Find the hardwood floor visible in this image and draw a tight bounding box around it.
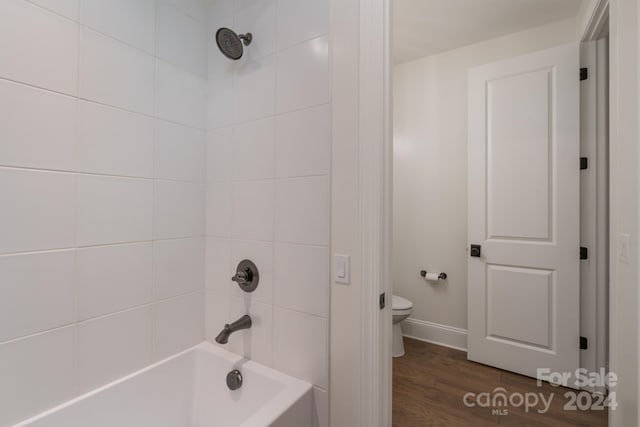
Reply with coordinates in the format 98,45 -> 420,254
393,338 -> 608,427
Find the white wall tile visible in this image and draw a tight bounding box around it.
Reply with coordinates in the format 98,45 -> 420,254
0,251 -> 75,342
234,0 -> 264,11
276,104 -> 330,178
79,29 -> 154,114
157,3 -> 207,77
274,243 -> 328,317
76,243 -> 153,321
0,0 -> 78,94
233,54 -> 275,123
275,176 -> 329,246
207,127 -> 233,182
201,0 -> 332,405
198,0 -> 332,402
231,239 -> 273,304
155,60 -> 207,129
0,169 -> 75,254
155,120 -> 206,182
233,118 -> 275,180
160,0 -> 208,22
0,327 -> 75,427
28,0 -> 79,21
205,289 -> 231,344
206,72 -> 234,129
77,175 -> 153,246
205,237 -> 232,292
155,181 -> 206,239
0,1 -> 226,421
80,0 -> 155,53
276,36 -> 329,114
273,308 -> 328,389
206,182 -> 232,237
234,0 -> 276,59
232,180 -> 274,241
276,0 -> 328,50
153,238 -> 205,300
227,296 -> 273,366
0,80 -> 77,171
78,101 -> 154,178
154,292 -> 204,359
77,307 -> 152,393
208,0 -> 234,24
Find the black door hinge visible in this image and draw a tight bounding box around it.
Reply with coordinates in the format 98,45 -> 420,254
580,68 -> 588,81
580,247 -> 589,260
580,157 -> 588,170
580,336 -> 588,350
379,292 -> 386,310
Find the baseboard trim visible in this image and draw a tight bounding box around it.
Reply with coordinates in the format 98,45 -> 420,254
401,318 -> 468,352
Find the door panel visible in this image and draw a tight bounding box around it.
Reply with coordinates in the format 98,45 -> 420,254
487,69 -> 552,241
467,43 -> 580,384
486,265 -> 553,349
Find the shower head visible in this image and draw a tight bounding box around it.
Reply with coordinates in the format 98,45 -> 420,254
216,27 -> 252,60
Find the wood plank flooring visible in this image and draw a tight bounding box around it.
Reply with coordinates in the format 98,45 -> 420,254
393,338 -> 608,426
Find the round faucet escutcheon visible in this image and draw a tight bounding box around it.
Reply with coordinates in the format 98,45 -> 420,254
232,259 -> 259,293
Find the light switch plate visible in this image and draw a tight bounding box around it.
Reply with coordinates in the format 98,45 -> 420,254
334,254 -> 350,284
619,233 -> 631,264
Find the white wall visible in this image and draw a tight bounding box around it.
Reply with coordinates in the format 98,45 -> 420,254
329,0 -> 362,425
204,1 -> 330,426
392,18 -> 579,346
0,1 -> 208,425
608,0 -> 639,424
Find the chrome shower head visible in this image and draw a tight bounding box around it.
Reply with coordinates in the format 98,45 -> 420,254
216,27 -> 252,60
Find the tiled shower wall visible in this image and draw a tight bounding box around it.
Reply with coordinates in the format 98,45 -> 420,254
0,0 -> 330,425
204,0 -> 330,425
0,1 -> 208,425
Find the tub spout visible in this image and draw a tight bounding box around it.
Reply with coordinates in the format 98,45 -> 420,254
215,315 -> 252,344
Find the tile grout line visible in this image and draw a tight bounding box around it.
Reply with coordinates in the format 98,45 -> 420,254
0,75 -> 207,133
0,165 -> 208,185
151,0 -> 160,362
71,0 -> 83,396
202,0 -> 212,345
0,236 -> 207,259
206,99 -> 331,131
0,289 -> 205,347
271,0 -> 280,368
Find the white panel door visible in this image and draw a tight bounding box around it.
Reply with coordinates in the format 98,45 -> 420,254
467,43 -> 580,383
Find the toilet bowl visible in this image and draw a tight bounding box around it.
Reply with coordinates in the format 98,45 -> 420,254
392,295 -> 413,357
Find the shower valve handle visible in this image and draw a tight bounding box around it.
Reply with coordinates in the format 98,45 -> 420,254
231,269 -> 251,284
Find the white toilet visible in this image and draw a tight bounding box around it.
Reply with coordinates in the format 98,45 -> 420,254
392,295 -> 413,357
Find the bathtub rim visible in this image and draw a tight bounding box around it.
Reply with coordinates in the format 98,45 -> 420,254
12,341 -> 313,427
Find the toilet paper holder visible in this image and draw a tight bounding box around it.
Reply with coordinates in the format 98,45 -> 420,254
420,270 -> 447,280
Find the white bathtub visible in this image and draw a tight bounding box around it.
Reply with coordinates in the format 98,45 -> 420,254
14,342 -> 313,427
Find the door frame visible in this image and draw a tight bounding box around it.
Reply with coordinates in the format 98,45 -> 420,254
580,38 -> 610,393
579,0 -> 611,393
354,0 -> 640,426
358,0 -> 393,426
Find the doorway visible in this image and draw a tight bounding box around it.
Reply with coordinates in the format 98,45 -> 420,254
390,1 -> 610,425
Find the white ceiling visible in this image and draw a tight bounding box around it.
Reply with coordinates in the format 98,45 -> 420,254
393,0 -> 583,64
